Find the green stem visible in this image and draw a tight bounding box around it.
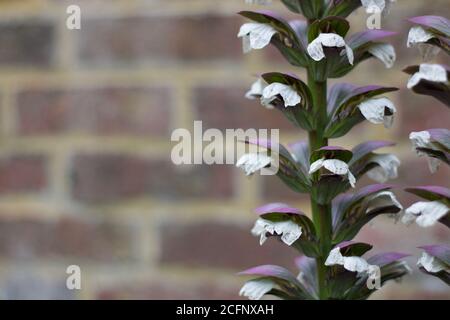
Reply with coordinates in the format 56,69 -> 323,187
307,69 -> 332,300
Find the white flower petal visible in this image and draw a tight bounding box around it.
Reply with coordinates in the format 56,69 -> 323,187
323,159 -> 349,175
417,252 -> 449,273
309,158 -> 356,188
307,33 -> 353,65
262,83 -> 301,107
236,153 -> 272,176
308,158 -> 325,174
245,0 -> 272,4
406,25 -> 440,60
407,26 -> 434,48
325,247 -> 378,276
251,218 -> 302,246
238,23 -> 277,53
402,201 -> 449,227
239,279 -> 274,300
366,153 -> 400,183
325,247 -> 345,266
407,63 -> 448,89
409,130 -> 431,151
245,78 -> 266,100
368,43 -> 396,68
343,256 -> 371,273
358,97 -> 396,128
366,190 -> 403,212
361,0 -> 386,13
409,130 -> 442,173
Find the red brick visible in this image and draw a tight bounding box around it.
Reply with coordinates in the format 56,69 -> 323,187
397,88 -> 450,136
17,87 -> 171,136
159,221 -> 298,270
97,282 -> 240,300
261,175 -> 309,202
0,217 -> 133,261
0,22 -> 54,67
0,155 -> 46,194
395,156 -> 450,205
194,87 -> 297,131
78,16 -> 241,64
72,154 -> 234,203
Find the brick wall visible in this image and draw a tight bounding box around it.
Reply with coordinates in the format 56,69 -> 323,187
0,0 -> 448,299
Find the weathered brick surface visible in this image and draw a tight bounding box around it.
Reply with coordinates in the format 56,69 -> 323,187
17,87 -> 172,136
0,217 -> 133,261
78,16 -> 242,65
72,154 -> 234,203
0,155 -> 47,194
97,282 -> 240,300
0,22 -> 54,67
0,0 -> 448,300
159,221 -> 298,270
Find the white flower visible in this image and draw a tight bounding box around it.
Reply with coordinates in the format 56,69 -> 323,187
366,190 -> 403,212
417,252 -> 449,273
239,279 -> 274,300
361,0 -> 385,13
368,43 -> 396,68
407,26 -> 440,60
325,247 -> 378,278
238,23 -> 277,53
236,153 -> 272,176
262,83 -> 301,107
307,33 -> 354,65
245,78 -> 275,109
366,153 -> 400,183
409,130 -> 442,173
309,158 -> 356,188
402,201 -> 449,227
407,63 -> 448,89
357,97 -> 396,128
251,218 -> 302,246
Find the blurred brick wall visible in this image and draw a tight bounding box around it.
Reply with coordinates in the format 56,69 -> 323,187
0,0 -> 448,299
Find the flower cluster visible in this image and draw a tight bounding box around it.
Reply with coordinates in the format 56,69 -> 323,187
234,0 -> 419,300
403,15 -> 450,285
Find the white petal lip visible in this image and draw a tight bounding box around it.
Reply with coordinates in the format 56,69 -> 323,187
366,153 -> 400,183
239,279 -> 274,300
309,158 -> 356,188
251,218 -> 302,246
402,201 -> 449,227
366,190 -> 403,212
262,83 -> 301,107
236,153 -> 272,176
409,130 -> 431,150
407,26 -> 434,48
368,43 -> 396,68
357,97 -> 396,128
238,23 -> 277,53
409,130 -> 442,173
407,63 -> 448,89
245,78 -> 266,100
325,247 -> 378,276
417,252 -> 449,273
307,33 -> 354,65
361,0 -> 386,13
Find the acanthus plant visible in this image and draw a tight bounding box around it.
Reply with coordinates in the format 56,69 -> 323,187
403,15 -> 450,285
233,0 -> 448,300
